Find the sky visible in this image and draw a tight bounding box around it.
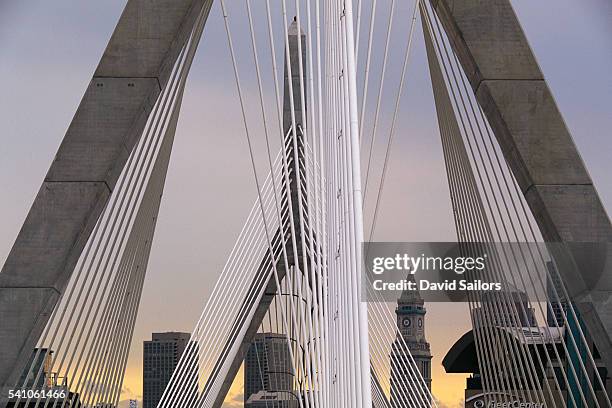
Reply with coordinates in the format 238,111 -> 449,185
1,1 -> 611,408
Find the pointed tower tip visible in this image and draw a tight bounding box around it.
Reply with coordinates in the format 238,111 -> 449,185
288,16 -> 305,36
398,274 -> 424,305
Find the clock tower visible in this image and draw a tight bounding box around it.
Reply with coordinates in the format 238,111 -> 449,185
390,278 -> 432,407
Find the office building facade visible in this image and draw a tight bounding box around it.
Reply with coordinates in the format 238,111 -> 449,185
244,333 -> 294,408
143,332 -> 193,408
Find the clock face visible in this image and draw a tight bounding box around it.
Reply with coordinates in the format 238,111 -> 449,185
402,318 -> 411,327
418,318 -> 423,328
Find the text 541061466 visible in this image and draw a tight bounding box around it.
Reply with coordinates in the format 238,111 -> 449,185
7,389 -> 67,399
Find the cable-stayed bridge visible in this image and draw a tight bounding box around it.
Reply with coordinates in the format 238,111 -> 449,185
0,1 -> 611,408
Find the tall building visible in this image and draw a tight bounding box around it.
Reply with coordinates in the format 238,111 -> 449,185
18,348 -> 54,388
390,281 -> 432,407
143,332 -> 195,408
244,333 -> 294,408
546,261 -> 568,327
